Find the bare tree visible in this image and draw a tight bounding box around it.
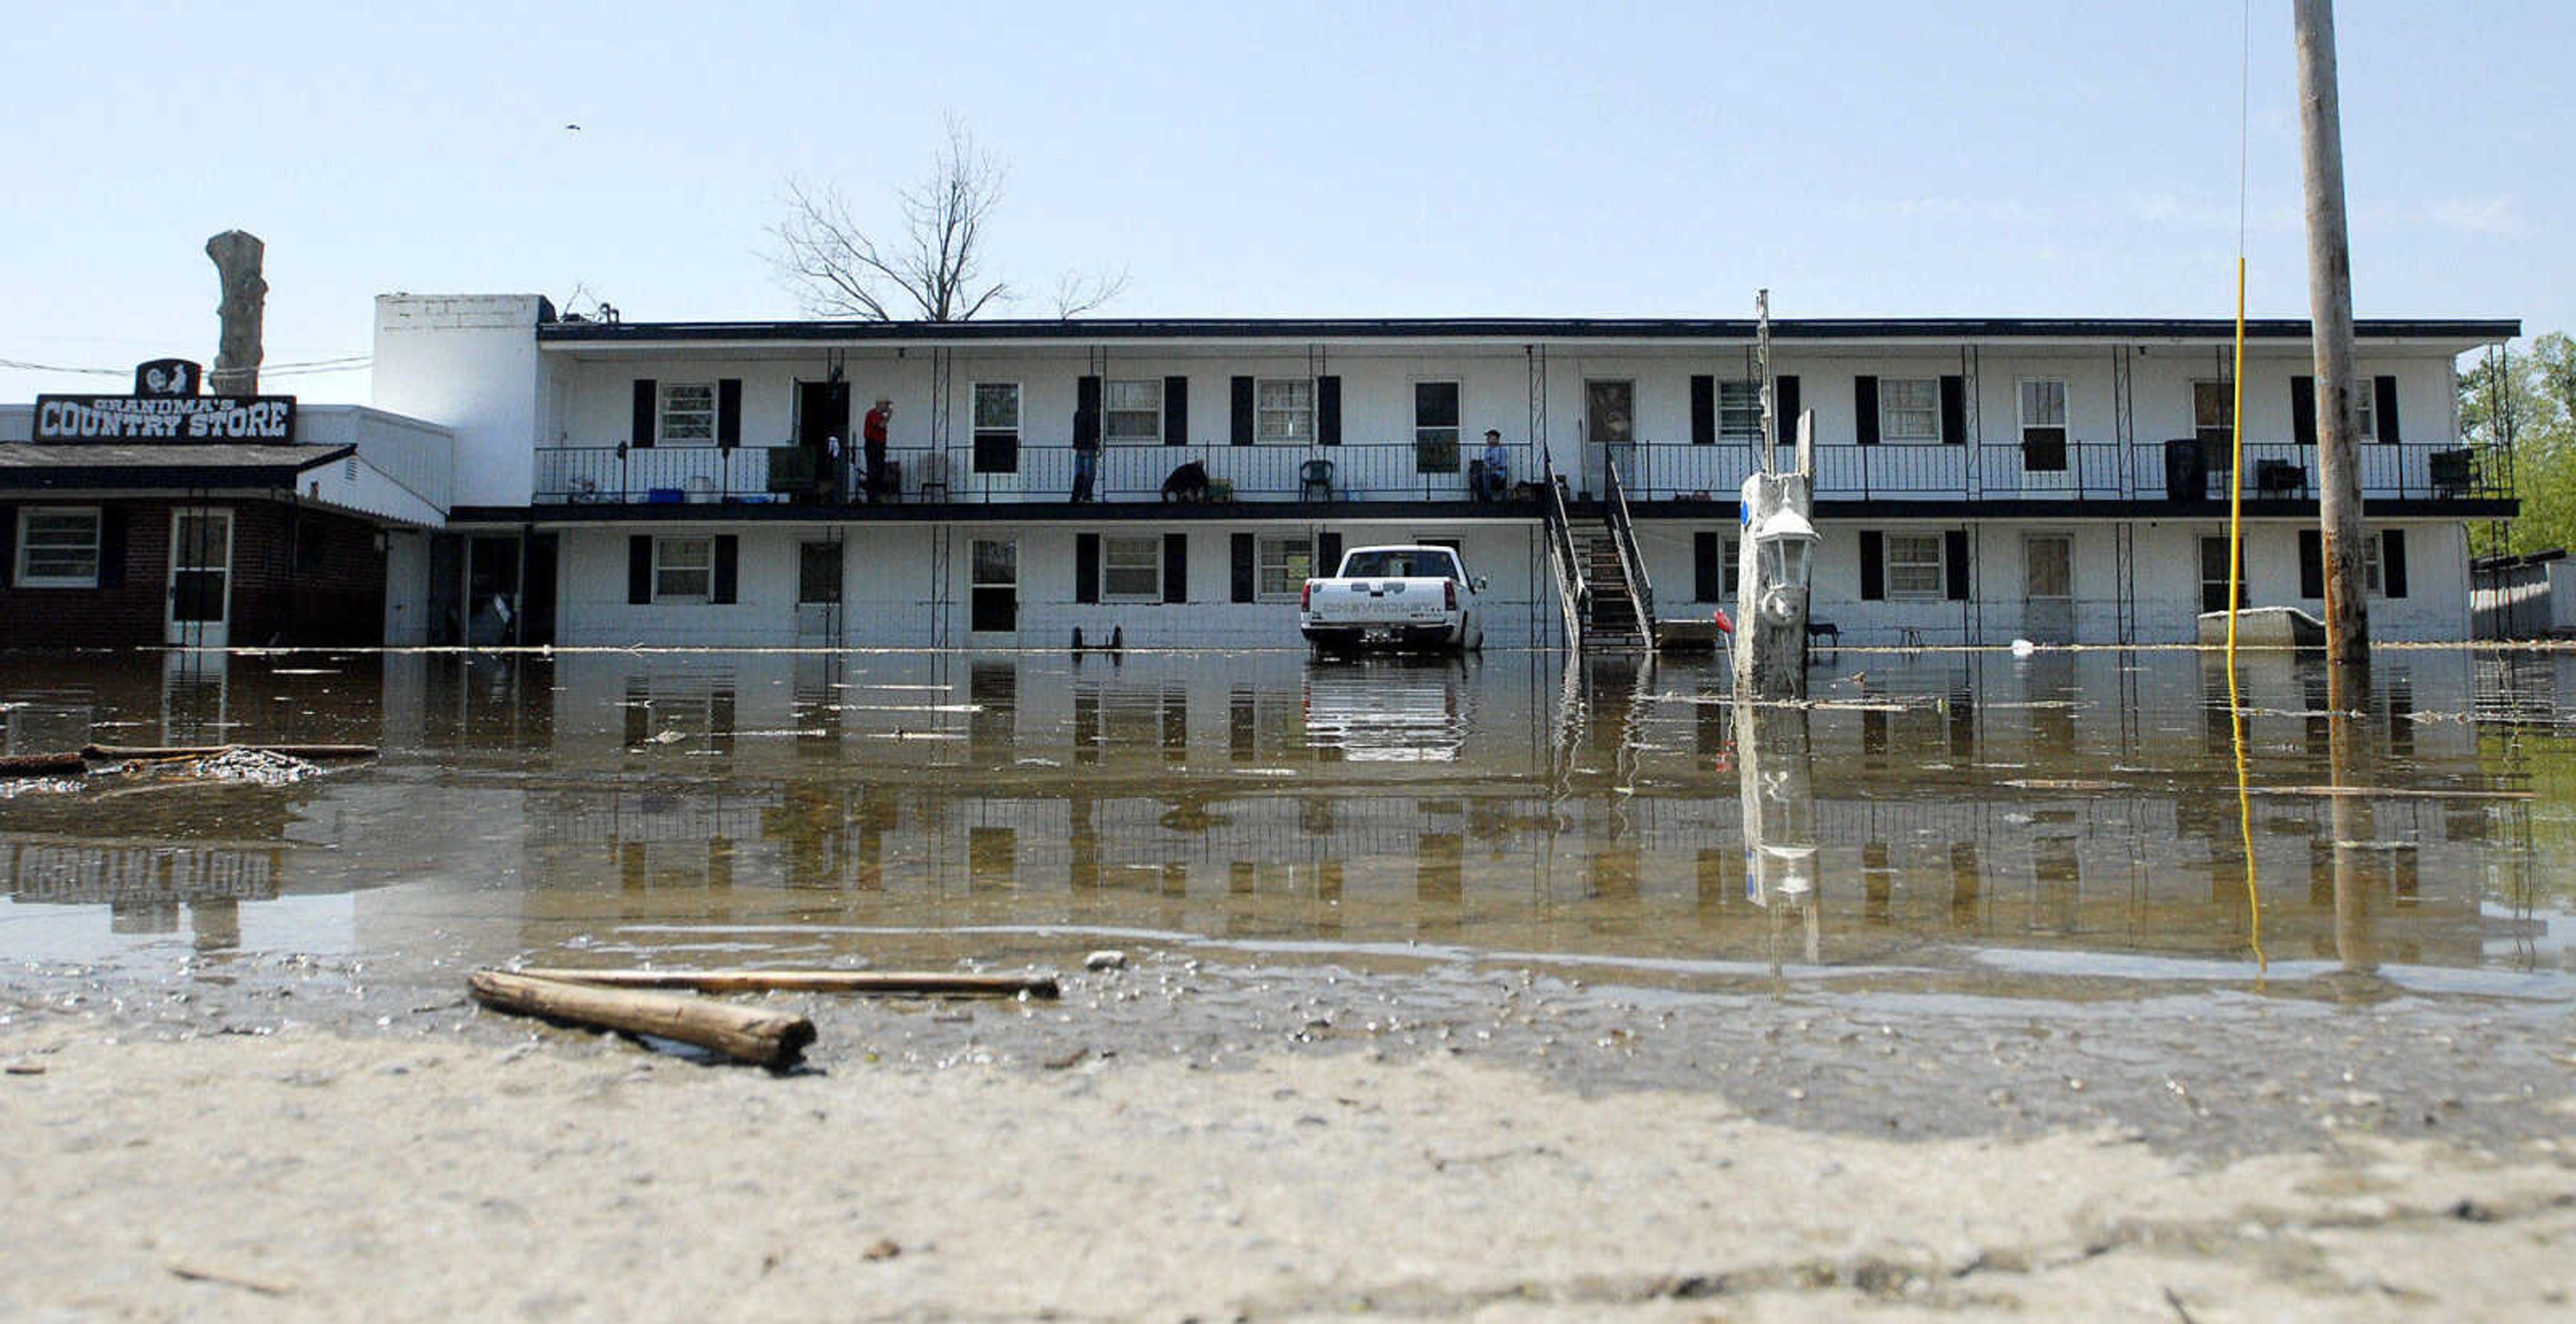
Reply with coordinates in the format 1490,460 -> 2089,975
769,119 -> 1127,321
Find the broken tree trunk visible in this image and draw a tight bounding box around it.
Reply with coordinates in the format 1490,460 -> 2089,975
206,230 -> 267,396
513,967 -> 1061,999
0,752 -> 88,778
81,736 -> 376,757
468,969 -> 816,1067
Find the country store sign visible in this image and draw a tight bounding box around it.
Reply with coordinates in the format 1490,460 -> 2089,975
34,393 -> 297,442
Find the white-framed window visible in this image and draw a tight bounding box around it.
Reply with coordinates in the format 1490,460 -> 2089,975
1102,536 -> 1161,600
1106,379 -> 1161,444
2362,536 -> 2384,595
1257,536 -> 1313,601
1879,378 -> 1939,442
2019,378 -> 2069,471
1414,380 -> 1460,471
1718,380 -> 1763,443
2018,380 -> 2068,445
1885,533 -> 1945,600
2356,387 -> 2377,440
2199,536 -> 2236,613
659,383 -> 716,445
973,382 -> 1020,436
2192,380 -> 2233,446
654,536 -> 712,603
14,507 -> 101,588
1256,378 -> 1314,445
973,382 -> 1021,474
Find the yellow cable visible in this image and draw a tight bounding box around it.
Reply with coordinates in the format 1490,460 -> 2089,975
2227,262 -> 2265,977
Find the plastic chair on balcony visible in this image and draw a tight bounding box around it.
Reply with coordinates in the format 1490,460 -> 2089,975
1299,458 -> 1335,501
916,452 -> 952,503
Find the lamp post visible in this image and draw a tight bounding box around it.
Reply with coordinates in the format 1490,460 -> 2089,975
1733,463 -> 1819,699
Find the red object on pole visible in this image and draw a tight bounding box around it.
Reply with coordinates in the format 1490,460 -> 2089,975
1711,607 -> 1733,634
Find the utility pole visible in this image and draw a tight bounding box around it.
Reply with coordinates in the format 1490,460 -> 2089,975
1735,291 -> 1820,699
2294,0 -> 2369,668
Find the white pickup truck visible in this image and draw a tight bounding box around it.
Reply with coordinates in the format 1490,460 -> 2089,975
1300,544 -> 1486,655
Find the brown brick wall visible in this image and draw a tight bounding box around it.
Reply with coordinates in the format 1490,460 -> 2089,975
0,499 -> 386,648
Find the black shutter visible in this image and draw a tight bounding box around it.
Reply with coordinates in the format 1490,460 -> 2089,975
712,535 -> 739,604
629,535 -> 653,603
716,379 -> 742,450
97,509 -> 127,589
1693,530 -> 1719,601
2292,376 -> 2316,446
1164,374 -> 1189,446
1230,376 -> 1255,446
1939,375 -> 1966,446
2298,529 -> 2323,599
0,506 -> 13,587
1318,530 -> 1342,578
1776,375 -> 1801,448
1944,529 -> 1970,601
1855,376 -> 1880,446
1723,538 -> 1740,595
1231,533 -> 1256,603
2382,529 -> 2408,599
1318,375 -> 1342,446
633,379 -> 657,448
1859,529 -> 1884,600
1689,375 -> 1715,446
1163,533 -> 1188,603
2374,375 -> 2401,445
1075,533 -> 1099,603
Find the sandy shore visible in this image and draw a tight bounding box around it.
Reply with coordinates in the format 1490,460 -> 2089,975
5,980 -> 2573,1322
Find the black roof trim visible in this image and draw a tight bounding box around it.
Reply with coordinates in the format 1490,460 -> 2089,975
0,445 -> 354,493
539,315 -> 2522,346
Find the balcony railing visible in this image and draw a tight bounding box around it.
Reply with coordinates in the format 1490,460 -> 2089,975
1618,438 -> 2507,505
533,441 -> 1538,507
529,438 -> 2508,509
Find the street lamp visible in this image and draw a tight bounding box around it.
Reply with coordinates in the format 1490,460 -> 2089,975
1750,505 -> 1819,625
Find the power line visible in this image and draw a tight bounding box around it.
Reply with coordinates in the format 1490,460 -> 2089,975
0,354 -> 372,378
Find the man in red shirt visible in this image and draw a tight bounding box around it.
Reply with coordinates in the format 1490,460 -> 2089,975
862,397 -> 892,502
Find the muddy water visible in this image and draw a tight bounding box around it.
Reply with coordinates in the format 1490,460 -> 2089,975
4,645 -> 2569,1004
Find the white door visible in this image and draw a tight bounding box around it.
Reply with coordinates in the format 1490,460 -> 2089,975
1584,379 -> 1635,501
795,540 -> 843,642
2023,533 -> 2074,644
166,508 -> 233,648
969,538 -> 1018,637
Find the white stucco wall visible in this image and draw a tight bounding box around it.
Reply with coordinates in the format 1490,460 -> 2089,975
372,295 -> 546,509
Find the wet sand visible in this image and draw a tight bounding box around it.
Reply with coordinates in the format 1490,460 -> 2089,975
5,954 -> 2572,1321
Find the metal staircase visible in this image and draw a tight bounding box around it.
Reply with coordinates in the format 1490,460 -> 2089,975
1539,451 -> 1657,654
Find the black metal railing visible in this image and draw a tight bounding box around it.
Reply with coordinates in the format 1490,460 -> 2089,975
1602,450 -> 1656,631
1538,452 -> 1588,648
530,438 -> 2511,509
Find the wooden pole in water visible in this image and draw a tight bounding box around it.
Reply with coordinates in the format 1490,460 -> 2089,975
468,969 -> 816,1067
2294,0 -> 2370,668
512,968 -> 1061,999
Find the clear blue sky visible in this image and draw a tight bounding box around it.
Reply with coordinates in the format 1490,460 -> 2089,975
5,1 -> 2565,405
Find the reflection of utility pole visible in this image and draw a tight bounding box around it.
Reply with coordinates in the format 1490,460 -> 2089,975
1737,698 -> 1819,977
2295,0 -> 2369,668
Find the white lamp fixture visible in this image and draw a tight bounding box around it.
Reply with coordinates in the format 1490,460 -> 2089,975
1750,506 -> 1820,623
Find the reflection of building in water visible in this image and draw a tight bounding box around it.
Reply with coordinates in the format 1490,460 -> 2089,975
459,647 -> 2553,970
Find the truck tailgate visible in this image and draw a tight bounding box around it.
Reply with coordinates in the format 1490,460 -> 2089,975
1315,580 -> 1448,625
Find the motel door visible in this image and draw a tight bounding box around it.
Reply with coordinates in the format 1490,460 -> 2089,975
969,538 -> 1017,635
166,509 -> 233,648
2023,533 -> 2074,644
1582,379 -> 1634,501
796,540 -> 844,642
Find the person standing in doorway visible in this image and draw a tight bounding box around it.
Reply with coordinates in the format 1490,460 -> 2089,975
862,397 -> 892,503
1071,393 -> 1102,502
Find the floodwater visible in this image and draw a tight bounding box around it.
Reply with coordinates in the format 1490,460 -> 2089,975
4,643 -> 2571,1009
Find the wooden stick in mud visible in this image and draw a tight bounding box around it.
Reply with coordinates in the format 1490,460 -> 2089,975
82,742 -> 378,761
513,967 -> 1062,999
0,752 -> 87,778
468,969 -> 816,1067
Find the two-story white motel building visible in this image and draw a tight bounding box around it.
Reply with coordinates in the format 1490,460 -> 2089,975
365,294 -> 2515,651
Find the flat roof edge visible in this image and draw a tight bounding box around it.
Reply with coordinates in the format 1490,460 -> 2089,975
537,315 -> 2522,346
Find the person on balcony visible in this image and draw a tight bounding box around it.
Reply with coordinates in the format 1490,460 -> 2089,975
1071,395 -> 1101,503
862,398 -> 892,502
1479,428 -> 1509,501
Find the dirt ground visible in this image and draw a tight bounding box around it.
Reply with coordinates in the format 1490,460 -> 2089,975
3,954 -> 2573,1321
